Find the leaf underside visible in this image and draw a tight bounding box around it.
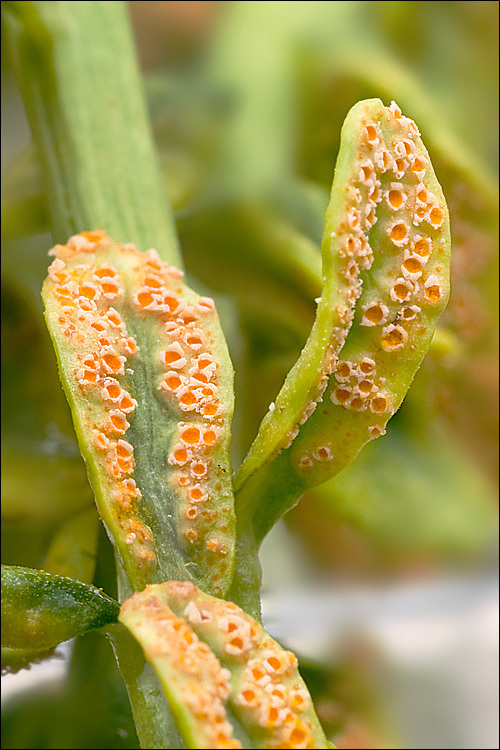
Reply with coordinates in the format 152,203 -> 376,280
119,580 -> 330,749
41,231 -> 236,596
235,98 -> 451,542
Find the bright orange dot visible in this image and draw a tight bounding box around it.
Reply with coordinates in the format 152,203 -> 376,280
189,487 -> 204,501
80,230 -> 106,242
203,403 -> 219,417
93,432 -> 108,451
191,462 -> 207,477
425,284 -> 442,302
429,207 -> 444,227
180,391 -> 198,407
181,426 -> 201,444
79,284 -> 98,300
101,281 -> 120,296
360,165 -> 372,182
143,276 -> 162,289
252,666 -> 265,681
81,368 -> 97,383
117,456 -> 133,473
137,291 -> 154,308
122,336 -> 138,355
394,157 -> 406,173
381,326 -> 406,350
53,286 -> 73,300
94,266 -> 117,279
403,257 -> 423,274
116,441 -> 133,458
289,726 -> 308,745
173,448 -> 188,463
267,707 -> 279,727
163,350 -> 183,365
163,375 -> 183,391
105,382 -> 121,399
203,429 -> 217,446
110,412 -> 128,433
393,282 -> 411,301
390,223 -> 407,242
412,156 -> 426,173
102,352 -> 123,373
413,238 -> 431,256
186,335 -> 203,348
163,295 -> 180,312
107,310 -> 123,327
196,356 -> 213,370
388,189 -> 404,209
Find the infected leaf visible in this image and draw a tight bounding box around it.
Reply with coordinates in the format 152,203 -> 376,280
235,99 -> 450,538
119,580 -> 330,749
42,231 -> 236,595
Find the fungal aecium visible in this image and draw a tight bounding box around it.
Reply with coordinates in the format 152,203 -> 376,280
291,99 -> 450,485
233,99 -> 450,558
42,231 -> 236,595
119,581 -> 329,749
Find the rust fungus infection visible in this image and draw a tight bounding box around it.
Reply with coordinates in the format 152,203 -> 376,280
140,581 -> 329,749
43,231 -> 235,593
293,99 -> 450,472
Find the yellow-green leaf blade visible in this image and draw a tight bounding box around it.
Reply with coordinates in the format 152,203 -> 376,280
42,232 -> 236,595
119,581 -> 330,749
235,99 -> 450,533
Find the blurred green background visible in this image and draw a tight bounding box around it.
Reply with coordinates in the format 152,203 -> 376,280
2,2 -> 498,748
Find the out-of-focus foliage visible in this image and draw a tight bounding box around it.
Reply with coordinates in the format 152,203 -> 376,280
1,2 -> 498,749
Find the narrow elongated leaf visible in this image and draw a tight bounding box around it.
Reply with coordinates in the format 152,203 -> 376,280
1,565 -> 119,663
41,231 -> 236,595
235,99 -> 450,533
119,581 -> 330,749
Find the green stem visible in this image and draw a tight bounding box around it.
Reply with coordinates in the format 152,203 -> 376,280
4,0 -> 180,265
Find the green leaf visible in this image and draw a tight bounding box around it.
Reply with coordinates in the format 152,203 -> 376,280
1,565 -> 119,659
119,580 -> 330,749
236,98 -> 450,516
42,232 -> 236,596
229,99 -> 450,615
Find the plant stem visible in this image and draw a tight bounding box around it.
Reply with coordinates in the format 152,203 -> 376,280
4,0 -> 180,266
